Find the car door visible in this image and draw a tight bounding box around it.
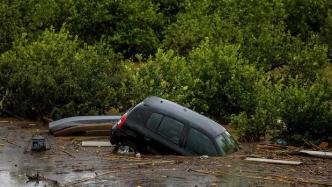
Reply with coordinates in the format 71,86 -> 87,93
184,128 -> 218,156
145,113 -> 188,155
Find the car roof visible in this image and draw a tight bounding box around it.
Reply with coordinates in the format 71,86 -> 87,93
143,96 -> 226,137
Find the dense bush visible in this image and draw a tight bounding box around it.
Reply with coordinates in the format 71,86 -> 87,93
279,79 -> 332,143
0,0 -> 69,53
65,0 -> 164,59
230,78 -> 332,143
0,0 -> 331,144
285,0 -> 332,58
128,49 -> 193,107
0,29 -> 124,119
129,40 -> 278,125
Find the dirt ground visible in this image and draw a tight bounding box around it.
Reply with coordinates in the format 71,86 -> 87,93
0,118 -> 331,187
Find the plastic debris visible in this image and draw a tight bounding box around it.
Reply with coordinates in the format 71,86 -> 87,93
200,155 -> 209,160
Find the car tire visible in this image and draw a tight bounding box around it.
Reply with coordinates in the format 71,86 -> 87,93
113,141 -> 138,155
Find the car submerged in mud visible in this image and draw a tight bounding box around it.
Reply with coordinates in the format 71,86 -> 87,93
110,96 -> 239,156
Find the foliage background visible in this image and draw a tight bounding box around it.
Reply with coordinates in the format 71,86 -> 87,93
0,0 -> 331,144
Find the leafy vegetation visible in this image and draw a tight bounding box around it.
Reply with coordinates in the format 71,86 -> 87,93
0,0 -> 331,144
0,29 -> 124,119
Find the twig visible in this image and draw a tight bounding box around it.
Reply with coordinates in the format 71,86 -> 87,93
0,137 -> 20,147
303,139 -> 321,150
60,150 -> 75,158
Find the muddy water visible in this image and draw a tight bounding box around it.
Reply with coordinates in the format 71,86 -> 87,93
0,141 -> 286,187
1,120 -> 329,187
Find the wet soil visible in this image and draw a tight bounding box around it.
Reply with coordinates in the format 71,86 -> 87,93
0,118 -> 331,187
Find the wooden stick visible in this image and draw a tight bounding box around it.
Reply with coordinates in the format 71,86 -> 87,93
244,157 -> 302,165
299,150 -> 332,159
81,141 -> 112,147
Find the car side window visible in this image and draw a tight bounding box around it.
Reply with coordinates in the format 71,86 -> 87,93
146,113 -> 163,130
185,128 -> 217,155
158,117 -> 184,144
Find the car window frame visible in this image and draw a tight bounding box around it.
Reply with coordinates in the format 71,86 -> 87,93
183,126 -> 219,155
145,112 -> 164,131
156,115 -> 186,145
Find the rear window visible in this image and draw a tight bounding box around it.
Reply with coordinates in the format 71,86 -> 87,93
215,131 -> 239,155
185,128 -> 217,155
158,117 -> 184,144
147,113 -> 163,130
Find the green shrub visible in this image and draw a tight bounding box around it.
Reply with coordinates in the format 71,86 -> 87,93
128,49 -> 193,106
231,77 -> 332,143
279,79 -> 332,143
186,40 -> 272,121
0,0 -> 70,53
65,0 -> 164,59
0,28 -> 124,119
230,80 -> 283,141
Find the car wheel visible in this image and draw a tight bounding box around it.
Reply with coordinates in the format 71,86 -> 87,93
114,141 -> 137,155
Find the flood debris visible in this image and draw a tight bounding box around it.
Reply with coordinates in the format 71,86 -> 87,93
256,143 -> 297,150
199,155 -> 209,160
135,153 -> 141,158
188,168 -> 332,186
25,135 -> 50,152
0,137 -> 20,147
81,141 -> 112,147
59,149 -> 76,158
49,116 -> 120,136
26,171 -> 59,187
52,124 -> 114,136
244,157 -> 303,165
26,171 -> 43,182
31,136 -> 48,151
318,142 -> 329,149
299,150 -> 332,159
276,138 -> 287,145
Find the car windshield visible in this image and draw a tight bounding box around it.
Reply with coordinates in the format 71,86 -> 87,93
215,131 -> 239,155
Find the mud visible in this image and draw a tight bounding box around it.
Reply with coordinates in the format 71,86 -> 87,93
0,118 -> 331,187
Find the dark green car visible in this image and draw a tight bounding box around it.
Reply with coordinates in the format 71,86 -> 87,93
111,96 -> 239,156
